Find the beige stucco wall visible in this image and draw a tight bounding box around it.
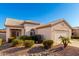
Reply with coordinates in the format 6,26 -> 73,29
6,24 -> 39,42
51,22 -> 71,44
36,22 -> 71,42
36,27 -> 51,40
6,27 -> 24,42
5,21 -> 71,43
24,24 -> 39,36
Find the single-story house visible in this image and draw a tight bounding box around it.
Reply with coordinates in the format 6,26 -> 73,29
0,18 -> 72,43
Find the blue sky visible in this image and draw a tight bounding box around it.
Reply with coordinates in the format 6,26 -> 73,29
0,3 -> 79,29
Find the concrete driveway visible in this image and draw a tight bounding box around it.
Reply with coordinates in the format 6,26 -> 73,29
69,39 -> 79,47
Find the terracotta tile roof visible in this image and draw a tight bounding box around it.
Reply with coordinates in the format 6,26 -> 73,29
32,24 -> 51,29
49,19 -> 72,29
5,18 -> 40,27
33,19 -> 72,29
5,18 -> 24,27
48,18 -> 65,24
24,20 -> 40,25
0,29 -> 6,33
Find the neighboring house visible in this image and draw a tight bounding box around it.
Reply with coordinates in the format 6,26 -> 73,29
72,27 -> 79,37
0,18 -> 72,42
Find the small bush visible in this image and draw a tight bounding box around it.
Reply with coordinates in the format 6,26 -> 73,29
11,39 -> 24,47
8,37 -> 15,43
18,36 -> 32,41
24,40 -> 34,48
0,38 -> 3,46
43,40 -> 54,49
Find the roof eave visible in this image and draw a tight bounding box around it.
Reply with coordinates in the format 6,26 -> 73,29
5,25 -> 24,28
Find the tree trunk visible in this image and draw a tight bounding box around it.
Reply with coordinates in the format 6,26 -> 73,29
64,43 -> 67,48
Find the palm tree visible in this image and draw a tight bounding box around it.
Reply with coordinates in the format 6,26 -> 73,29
60,36 -> 71,48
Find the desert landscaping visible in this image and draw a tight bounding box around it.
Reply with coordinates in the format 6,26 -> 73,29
0,37 -> 79,56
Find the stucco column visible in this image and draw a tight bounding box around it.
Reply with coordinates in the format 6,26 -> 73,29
6,28 -> 11,42
69,30 -> 71,39
21,29 -> 24,36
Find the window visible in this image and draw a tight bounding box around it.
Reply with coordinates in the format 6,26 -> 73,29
11,29 -> 21,38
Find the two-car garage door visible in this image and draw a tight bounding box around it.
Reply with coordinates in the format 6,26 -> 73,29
55,30 -> 69,40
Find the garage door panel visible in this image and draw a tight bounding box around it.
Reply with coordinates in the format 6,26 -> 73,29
55,30 -> 69,40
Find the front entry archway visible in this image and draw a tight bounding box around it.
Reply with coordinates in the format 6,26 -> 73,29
10,29 -> 21,38
30,29 -> 35,36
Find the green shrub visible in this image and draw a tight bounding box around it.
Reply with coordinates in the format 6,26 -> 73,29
31,35 -> 43,43
18,36 -> 32,41
60,37 -> 71,48
43,40 -> 54,49
24,40 -> 34,48
0,38 -> 3,46
11,39 -> 24,47
8,37 -> 15,43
